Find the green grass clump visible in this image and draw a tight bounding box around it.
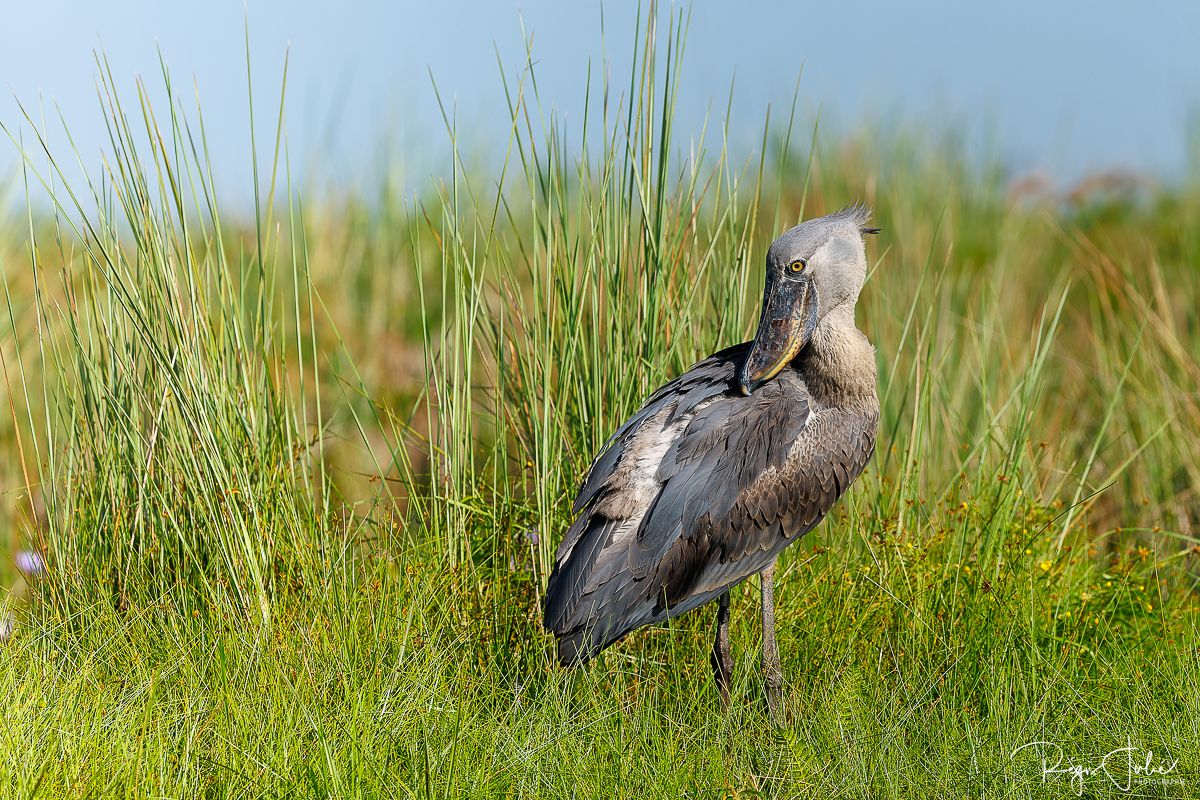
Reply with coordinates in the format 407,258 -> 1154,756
0,9 -> 1198,798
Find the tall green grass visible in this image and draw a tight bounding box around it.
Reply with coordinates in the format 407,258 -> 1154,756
2,53 -> 333,624
0,8 -> 1198,797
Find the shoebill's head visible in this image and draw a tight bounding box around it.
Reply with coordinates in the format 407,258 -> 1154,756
740,205 -> 878,396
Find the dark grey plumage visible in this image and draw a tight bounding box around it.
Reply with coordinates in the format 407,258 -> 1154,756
544,207 -> 881,710
545,343 -> 876,665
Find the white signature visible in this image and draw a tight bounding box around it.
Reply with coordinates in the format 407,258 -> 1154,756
1010,738 -> 1180,795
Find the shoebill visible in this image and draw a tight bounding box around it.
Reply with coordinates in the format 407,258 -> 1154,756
544,205 -> 880,716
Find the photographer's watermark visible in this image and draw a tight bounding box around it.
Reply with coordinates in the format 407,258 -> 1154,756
1010,737 -> 1182,796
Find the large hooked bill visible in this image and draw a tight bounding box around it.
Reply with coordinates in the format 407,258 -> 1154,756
739,276 -> 818,396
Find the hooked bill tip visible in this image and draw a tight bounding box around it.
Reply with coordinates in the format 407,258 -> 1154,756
739,376 -> 762,396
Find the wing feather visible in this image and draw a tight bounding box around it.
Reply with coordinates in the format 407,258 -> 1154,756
570,344 -> 745,515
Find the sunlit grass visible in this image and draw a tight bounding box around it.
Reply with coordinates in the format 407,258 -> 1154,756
0,7 -> 1197,797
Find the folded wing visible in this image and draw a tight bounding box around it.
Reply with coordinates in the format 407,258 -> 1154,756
544,343 -> 875,665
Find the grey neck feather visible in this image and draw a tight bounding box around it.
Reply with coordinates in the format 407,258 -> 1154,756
797,303 -> 877,409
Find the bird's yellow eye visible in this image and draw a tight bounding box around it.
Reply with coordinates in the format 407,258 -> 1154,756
788,259 -> 807,273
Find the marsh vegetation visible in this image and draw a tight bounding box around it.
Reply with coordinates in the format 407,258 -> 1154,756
0,12 -> 1198,797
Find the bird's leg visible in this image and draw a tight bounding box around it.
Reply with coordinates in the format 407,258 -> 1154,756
711,590 -> 733,706
761,558 -> 783,720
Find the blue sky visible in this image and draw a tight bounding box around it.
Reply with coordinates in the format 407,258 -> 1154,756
2,1 -> 1198,205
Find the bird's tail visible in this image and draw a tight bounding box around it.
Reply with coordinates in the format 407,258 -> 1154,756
544,515 -> 650,666
551,599 -> 647,667
554,625 -> 603,667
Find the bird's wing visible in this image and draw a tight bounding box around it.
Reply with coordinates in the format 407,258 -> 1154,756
643,395 -> 876,607
545,344 -> 748,639
570,342 -> 749,516
545,349 -> 877,665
